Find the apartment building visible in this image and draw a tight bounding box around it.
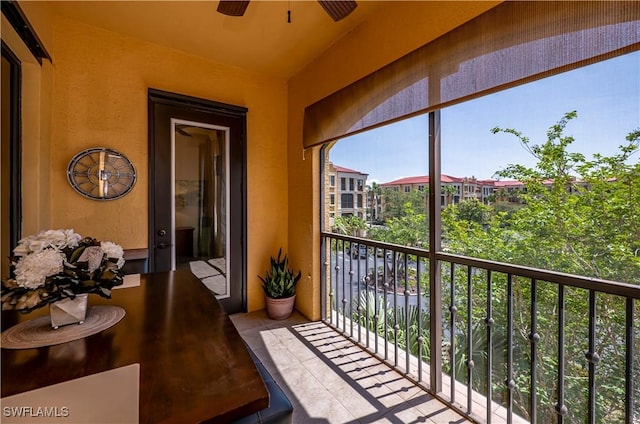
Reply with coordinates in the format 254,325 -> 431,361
492,179 -> 526,203
379,175 -> 594,208
325,163 -> 368,227
378,175 -> 548,209
478,179 -> 499,204
379,174 -> 476,208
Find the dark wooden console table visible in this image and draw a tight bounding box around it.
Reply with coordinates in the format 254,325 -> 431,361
1,269 -> 268,423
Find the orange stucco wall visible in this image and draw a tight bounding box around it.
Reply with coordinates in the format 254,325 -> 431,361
287,1 -> 501,320
12,1 -> 500,319
15,5 -> 289,313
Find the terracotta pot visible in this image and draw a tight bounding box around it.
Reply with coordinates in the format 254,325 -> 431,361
265,294 -> 296,320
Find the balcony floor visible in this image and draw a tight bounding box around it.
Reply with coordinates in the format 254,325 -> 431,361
230,310 -> 471,424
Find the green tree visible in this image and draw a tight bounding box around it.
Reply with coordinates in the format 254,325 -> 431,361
491,111 -> 640,283
452,199 -> 491,225
335,112 -> 640,422
367,181 -> 383,224
381,187 -> 428,221
370,202 -> 428,248
442,184 -> 457,207
441,112 -> 640,422
333,215 -> 367,236
493,114 -> 640,422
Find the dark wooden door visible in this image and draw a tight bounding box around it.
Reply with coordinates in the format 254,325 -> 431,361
148,89 -> 247,313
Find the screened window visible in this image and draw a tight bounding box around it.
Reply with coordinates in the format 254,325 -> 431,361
438,51 -> 639,282
341,193 -> 353,209
319,6 -> 639,423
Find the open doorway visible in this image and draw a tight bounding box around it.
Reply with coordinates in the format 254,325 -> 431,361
148,89 -> 247,313
174,121 -> 229,297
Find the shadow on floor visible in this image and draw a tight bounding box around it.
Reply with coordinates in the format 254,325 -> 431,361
230,311 -> 470,424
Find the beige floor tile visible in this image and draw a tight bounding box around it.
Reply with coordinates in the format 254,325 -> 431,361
326,379 -> 385,420
409,395 -> 470,424
283,338 -> 326,363
230,311 -> 472,424
275,361 -> 324,394
289,385 -> 357,423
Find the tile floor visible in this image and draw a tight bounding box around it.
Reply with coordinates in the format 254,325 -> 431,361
230,310 -> 471,424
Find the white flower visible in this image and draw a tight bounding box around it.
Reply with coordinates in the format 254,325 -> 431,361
38,229 -> 82,250
13,229 -> 82,256
62,229 -> 82,249
12,243 -> 31,257
101,241 -> 125,269
13,249 -> 65,289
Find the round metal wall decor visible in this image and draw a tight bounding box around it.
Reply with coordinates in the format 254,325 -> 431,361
67,147 -> 136,200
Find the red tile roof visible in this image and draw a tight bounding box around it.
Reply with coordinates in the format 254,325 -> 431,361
441,174 -> 464,183
494,180 -> 524,188
381,175 -> 429,186
333,165 -> 368,175
381,174 -> 467,186
477,179 -> 497,185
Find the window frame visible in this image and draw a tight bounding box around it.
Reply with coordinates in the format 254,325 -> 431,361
341,193 -> 354,209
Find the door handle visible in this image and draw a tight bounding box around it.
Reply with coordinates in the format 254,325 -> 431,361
156,242 -> 173,249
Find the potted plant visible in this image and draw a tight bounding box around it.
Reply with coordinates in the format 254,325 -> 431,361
259,248 -> 301,320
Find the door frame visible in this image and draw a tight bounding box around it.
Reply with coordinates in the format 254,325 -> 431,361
1,41 -> 22,251
147,88 -> 247,311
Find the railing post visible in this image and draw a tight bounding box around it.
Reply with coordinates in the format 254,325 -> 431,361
429,110 -> 442,393
556,284 -> 567,422
320,234 -> 327,321
626,298 -> 635,424
587,290 -> 597,424
529,279 -> 539,424
486,271 -> 494,424
320,147 -> 327,322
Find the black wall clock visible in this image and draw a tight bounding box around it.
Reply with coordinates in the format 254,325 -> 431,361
67,147 -> 136,200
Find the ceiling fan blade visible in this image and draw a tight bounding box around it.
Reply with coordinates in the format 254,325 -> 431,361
317,0 -> 358,22
217,0 -> 250,17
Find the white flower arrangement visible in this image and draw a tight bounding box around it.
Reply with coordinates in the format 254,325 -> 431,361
1,229 -> 125,312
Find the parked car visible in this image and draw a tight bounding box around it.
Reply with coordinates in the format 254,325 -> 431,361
351,244 -> 368,259
375,248 -> 393,260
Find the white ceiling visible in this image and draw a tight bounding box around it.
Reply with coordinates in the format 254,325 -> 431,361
44,0 -> 387,79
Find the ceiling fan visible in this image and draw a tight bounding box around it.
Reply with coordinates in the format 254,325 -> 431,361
216,0 -> 358,22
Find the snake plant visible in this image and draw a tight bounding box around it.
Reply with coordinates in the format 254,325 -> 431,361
259,248 -> 302,299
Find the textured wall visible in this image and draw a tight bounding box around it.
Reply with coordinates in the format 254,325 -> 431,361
19,11 -> 288,312
16,1 -> 500,318
1,3 -> 55,239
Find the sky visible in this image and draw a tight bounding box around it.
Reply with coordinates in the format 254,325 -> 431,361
329,51 -> 640,184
